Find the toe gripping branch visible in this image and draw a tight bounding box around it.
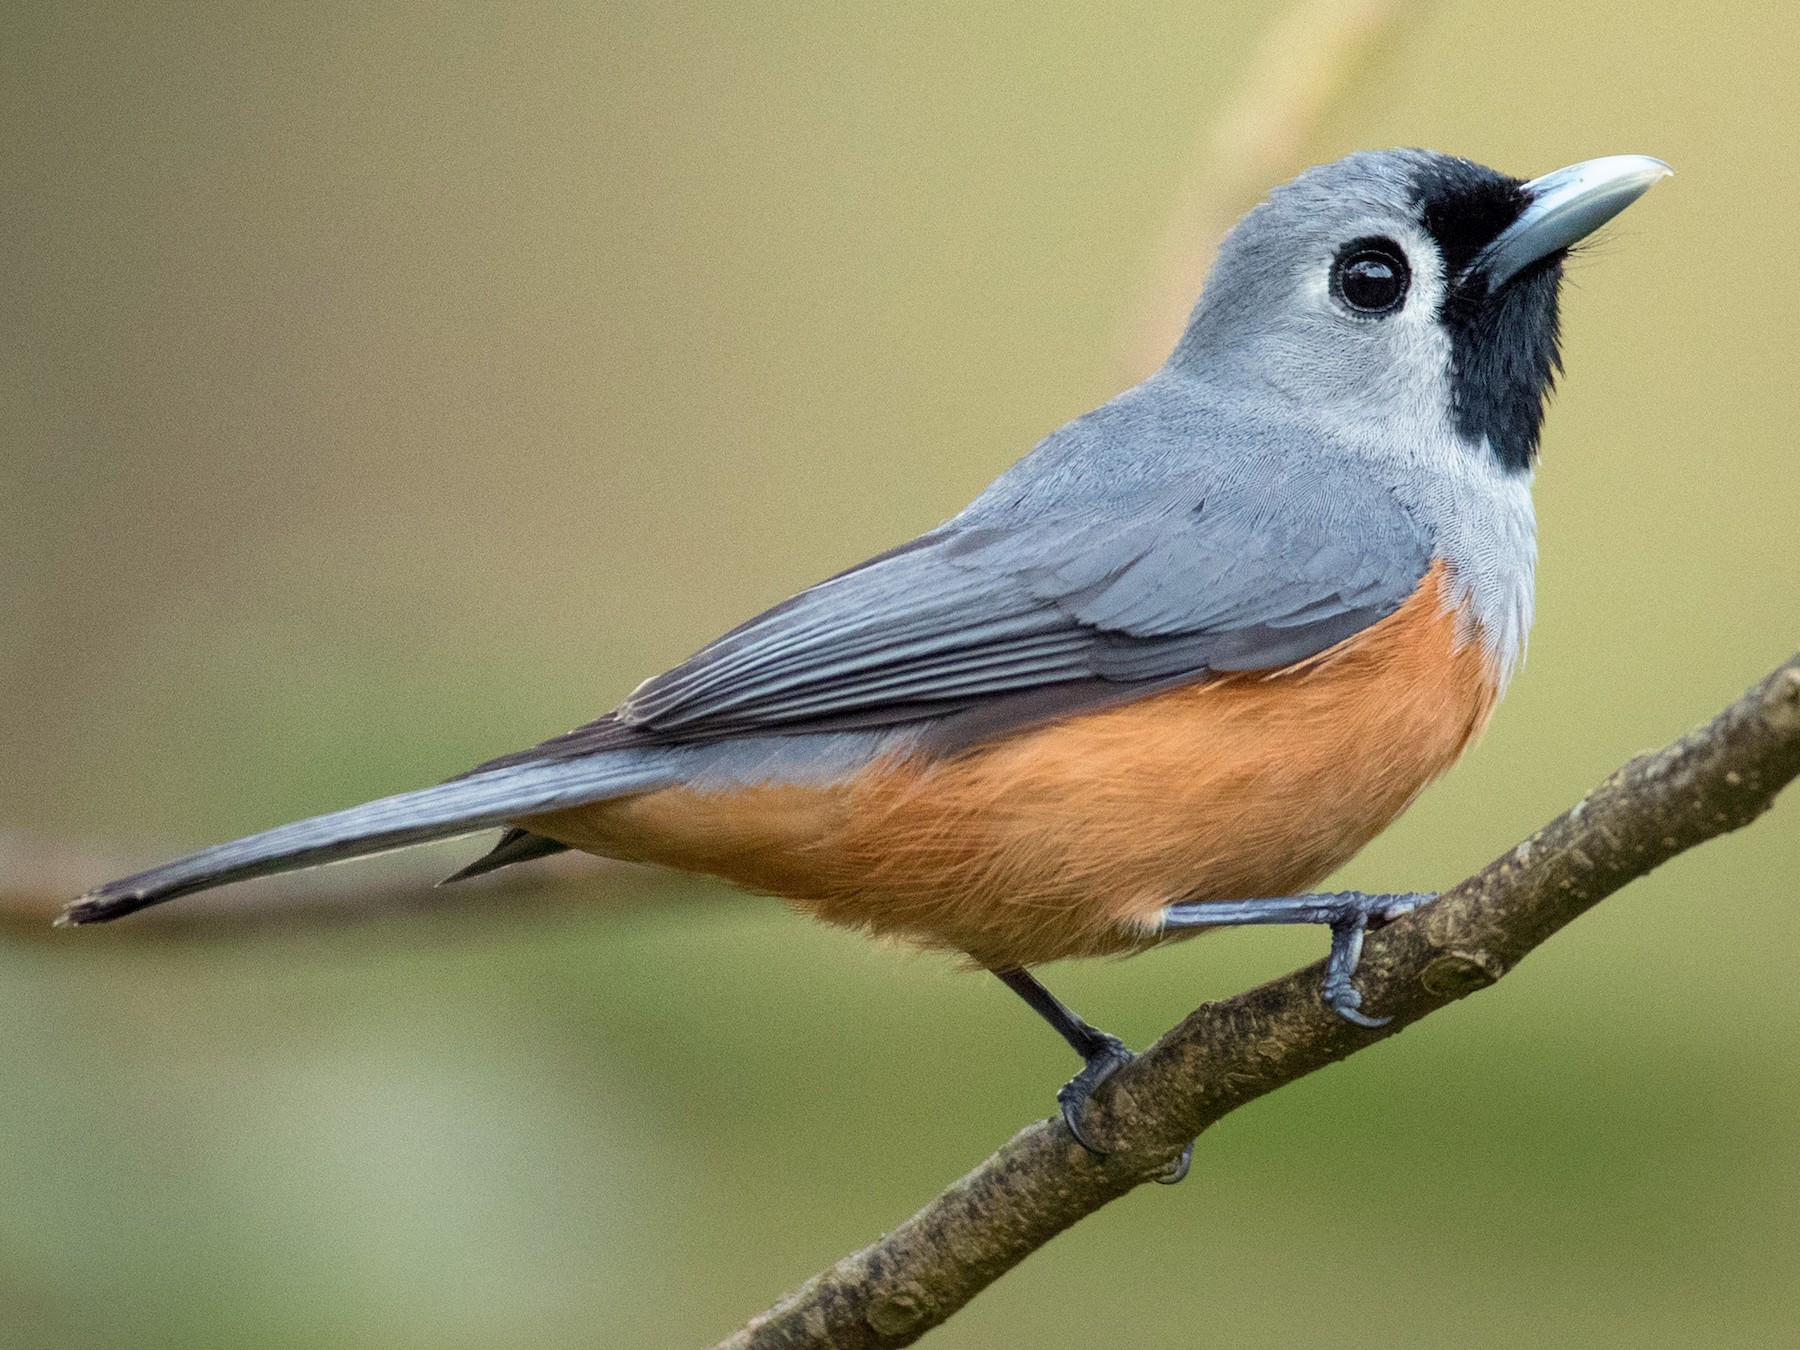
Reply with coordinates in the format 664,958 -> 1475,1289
1160,891 -> 1437,1027
992,891 -> 1431,1185
992,967 -> 1193,1183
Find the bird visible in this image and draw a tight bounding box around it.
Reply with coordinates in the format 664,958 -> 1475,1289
63,149 -> 1669,1173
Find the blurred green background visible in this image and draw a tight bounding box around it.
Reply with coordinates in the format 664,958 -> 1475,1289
5,2 -> 1800,1346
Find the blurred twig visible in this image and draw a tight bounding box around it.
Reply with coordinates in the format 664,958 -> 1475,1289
0,831 -> 674,942
1117,0 -> 1428,381
717,652 -> 1800,1348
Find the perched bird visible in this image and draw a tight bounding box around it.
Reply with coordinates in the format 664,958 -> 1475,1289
65,150 -> 1668,1170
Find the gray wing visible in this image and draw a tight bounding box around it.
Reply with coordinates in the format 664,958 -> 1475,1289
607,454 -> 1432,746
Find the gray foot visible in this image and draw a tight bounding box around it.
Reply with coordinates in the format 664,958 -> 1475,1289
1055,1033 -> 1134,1153
1054,1035 -> 1194,1183
1161,891 -> 1436,1029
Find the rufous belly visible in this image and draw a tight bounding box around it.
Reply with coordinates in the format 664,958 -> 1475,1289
527,560 -> 1501,969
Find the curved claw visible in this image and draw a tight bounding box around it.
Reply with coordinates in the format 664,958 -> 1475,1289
1322,958 -> 1394,1028
1322,907 -> 1395,1029
1327,994 -> 1393,1029
1055,1036 -> 1135,1155
1154,1141 -> 1195,1185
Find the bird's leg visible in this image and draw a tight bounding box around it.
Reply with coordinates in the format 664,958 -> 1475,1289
990,966 -> 1192,1183
990,966 -> 1128,1140
1159,891 -> 1436,1027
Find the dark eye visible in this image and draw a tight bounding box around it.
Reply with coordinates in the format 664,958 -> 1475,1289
1331,240 -> 1411,315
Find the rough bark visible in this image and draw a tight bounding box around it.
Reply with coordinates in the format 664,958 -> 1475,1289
716,652 -> 1800,1349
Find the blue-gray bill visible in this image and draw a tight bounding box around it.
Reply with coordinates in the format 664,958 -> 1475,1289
1474,155 -> 1673,289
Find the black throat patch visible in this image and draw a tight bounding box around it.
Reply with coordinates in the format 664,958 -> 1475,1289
1411,157 -> 1564,474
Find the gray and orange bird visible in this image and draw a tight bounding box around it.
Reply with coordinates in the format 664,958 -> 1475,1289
65,150 -> 1670,1165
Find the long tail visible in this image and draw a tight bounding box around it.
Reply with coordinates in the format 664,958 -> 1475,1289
59,755 -> 672,927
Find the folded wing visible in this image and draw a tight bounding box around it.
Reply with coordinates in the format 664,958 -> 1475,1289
520,454 -> 1432,758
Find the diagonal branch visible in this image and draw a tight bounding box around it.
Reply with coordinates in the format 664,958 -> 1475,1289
716,651 -> 1800,1349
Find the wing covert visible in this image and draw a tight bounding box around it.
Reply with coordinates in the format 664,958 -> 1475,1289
611,457 -> 1432,743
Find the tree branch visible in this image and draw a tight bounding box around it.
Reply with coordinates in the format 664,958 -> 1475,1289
715,651 -> 1800,1349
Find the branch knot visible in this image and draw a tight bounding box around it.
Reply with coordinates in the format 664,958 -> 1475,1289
865,1285 -> 933,1337
1419,949 -> 1506,998
1762,666 -> 1800,729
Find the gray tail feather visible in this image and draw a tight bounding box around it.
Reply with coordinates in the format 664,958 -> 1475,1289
59,755 -> 669,927
438,828 -> 571,885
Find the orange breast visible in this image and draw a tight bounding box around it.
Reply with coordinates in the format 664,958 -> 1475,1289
527,560 -> 1501,968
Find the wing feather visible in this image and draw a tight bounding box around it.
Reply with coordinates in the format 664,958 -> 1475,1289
605,459 -> 1432,743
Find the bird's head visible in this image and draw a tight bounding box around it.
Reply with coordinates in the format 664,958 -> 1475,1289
1175,149 -> 1670,473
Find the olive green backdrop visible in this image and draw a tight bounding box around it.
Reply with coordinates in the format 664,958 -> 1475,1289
4,3 -> 1799,1346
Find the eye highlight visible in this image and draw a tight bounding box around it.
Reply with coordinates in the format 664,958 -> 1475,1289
1331,238 -> 1411,316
